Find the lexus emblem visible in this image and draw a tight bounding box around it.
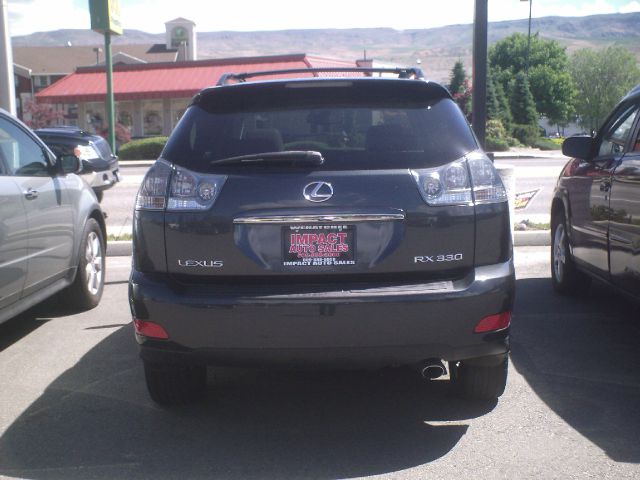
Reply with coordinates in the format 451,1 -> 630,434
303,182 -> 333,202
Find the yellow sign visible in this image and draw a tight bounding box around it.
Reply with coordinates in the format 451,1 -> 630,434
89,0 -> 123,36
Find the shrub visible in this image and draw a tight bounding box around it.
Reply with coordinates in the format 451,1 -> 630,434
486,119 -> 508,140
511,124 -> 539,146
532,137 -> 561,150
118,137 -> 168,160
485,136 -> 510,151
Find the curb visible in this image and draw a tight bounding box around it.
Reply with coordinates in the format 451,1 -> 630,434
108,241 -> 133,257
118,160 -> 155,167
106,231 -> 552,257
514,230 -> 550,247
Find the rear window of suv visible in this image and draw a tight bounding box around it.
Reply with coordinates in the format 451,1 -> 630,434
162,79 -> 478,172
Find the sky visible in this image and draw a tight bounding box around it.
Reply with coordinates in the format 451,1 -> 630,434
6,0 -> 640,36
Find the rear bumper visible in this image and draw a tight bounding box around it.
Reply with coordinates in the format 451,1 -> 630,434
129,260 -> 515,368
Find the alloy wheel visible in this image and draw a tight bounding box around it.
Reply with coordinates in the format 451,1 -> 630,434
553,223 -> 566,282
85,231 -> 103,296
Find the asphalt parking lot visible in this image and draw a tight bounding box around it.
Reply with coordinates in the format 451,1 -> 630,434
0,247 -> 639,479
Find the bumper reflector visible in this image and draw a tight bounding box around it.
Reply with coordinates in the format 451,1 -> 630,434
134,319 -> 169,339
474,312 -> 511,333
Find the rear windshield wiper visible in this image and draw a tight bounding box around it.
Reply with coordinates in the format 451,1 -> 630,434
209,151 -> 324,167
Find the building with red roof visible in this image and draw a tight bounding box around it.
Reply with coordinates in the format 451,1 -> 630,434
35,53 -> 361,137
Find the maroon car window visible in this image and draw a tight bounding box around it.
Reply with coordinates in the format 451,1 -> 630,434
598,105 -> 639,157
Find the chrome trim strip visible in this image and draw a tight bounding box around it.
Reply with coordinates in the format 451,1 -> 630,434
233,213 -> 405,224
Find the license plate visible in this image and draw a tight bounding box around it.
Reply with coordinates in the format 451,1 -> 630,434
283,225 -> 356,267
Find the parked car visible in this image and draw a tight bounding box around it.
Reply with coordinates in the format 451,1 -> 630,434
0,110 -> 106,325
129,68 -> 515,405
551,84 -> 640,301
34,127 -> 120,202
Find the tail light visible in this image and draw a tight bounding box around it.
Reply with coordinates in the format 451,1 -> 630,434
135,159 -> 227,211
135,160 -> 172,210
466,152 -> 508,204
411,151 -> 507,206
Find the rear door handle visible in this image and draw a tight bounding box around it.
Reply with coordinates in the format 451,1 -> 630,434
24,188 -> 39,200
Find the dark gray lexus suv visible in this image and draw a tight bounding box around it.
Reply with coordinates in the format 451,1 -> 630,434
129,68 -> 515,405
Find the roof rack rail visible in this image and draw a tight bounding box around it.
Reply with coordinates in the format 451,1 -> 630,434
216,67 -> 425,86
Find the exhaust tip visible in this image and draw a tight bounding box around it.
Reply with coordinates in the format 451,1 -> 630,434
419,359 -> 447,380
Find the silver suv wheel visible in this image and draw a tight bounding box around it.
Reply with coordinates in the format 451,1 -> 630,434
85,231 -> 103,296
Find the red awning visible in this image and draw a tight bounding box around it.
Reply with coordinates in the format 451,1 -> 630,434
36,55 -> 331,103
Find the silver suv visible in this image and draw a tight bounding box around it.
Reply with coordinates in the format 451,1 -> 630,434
0,110 -> 106,325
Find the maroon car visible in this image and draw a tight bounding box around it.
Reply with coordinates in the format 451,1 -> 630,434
551,84 -> 640,301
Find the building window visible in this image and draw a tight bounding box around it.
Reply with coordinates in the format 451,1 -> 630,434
85,102 -> 106,134
143,101 -> 163,136
117,102 -> 134,136
33,75 -> 50,89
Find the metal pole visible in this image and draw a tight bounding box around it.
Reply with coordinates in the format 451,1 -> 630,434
104,31 -> 116,151
526,0 -> 532,74
472,0 -> 488,149
0,0 -> 16,115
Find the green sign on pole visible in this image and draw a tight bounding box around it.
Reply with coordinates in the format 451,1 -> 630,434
89,0 -> 121,152
89,0 -> 122,35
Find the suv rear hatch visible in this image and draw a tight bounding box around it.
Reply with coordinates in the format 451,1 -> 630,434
134,79 -> 508,283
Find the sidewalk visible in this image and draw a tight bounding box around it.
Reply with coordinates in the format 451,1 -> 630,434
492,146 -> 566,160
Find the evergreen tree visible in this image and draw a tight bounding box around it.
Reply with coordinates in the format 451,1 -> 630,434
510,72 -> 538,125
486,75 -> 500,121
453,79 -> 473,121
448,61 -> 467,95
491,72 -> 513,131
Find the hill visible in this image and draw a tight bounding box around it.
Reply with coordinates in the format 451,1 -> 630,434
12,12 -> 640,82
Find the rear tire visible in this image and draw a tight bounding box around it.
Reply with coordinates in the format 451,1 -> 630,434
454,355 -> 508,400
144,361 -> 206,406
60,218 -> 105,311
551,210 -> 591,295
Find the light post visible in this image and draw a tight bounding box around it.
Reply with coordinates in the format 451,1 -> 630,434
521,0 -> 533,74
472,0 -> 488,148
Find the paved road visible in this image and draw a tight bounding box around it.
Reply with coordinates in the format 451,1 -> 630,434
103,156 -> 568,237
1,247 -> 639,479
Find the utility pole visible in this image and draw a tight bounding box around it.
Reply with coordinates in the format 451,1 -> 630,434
0,0 -> 16,115
522,0 -> 533,74
472,0 -> 488,149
